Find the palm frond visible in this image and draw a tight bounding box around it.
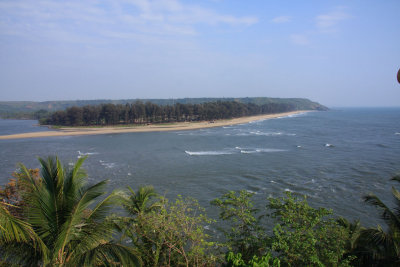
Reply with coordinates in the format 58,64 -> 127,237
392,174 -> 400,183
53,180 -> 109,259
63,156 -> 88,209
88,188 -> 125,222
72,242 -> 142,266
0,203 -> 49,263
124,185 -> 160,215
363,194 -> 400,229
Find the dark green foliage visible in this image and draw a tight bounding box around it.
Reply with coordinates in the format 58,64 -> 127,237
211,190 -> 270,261
355,175 -> 400,266
0,97 -> 327,121
42,100 -> 303,126
268,192 -> 352,266
118,188 -> 217,267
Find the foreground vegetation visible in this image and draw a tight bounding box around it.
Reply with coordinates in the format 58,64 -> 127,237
1,156 -> 399,266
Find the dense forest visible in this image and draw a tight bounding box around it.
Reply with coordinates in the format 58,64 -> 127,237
0,97 -> 327,120
41,100 -> 326,127
1,156 -> 399,266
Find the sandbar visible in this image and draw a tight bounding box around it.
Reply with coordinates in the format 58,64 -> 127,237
0,110 -> 310,140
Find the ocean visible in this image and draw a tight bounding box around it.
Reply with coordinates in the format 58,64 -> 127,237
1,108 -> 399,226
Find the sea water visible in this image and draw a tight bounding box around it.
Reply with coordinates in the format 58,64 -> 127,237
1,108 -> 399,226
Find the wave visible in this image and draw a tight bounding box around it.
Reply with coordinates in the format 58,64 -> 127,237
241,148 -> 287,154
237,131 -> 296,137
99,161 -> 116,168
276,112 -> 308,119
185,150 -> 234,156
186,147 -> 286,156
77,151 -> 99,156
395,132 -> 400,135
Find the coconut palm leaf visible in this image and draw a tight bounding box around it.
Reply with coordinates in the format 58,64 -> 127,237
358,175 -> 400,264
0,203 -> 49,264
2,156 -> 141,266
124,185 -> 160,215
363,193 -> 400,229
72,242 -> 142,266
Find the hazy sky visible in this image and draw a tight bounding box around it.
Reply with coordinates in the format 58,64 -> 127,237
1,0 -> 399,107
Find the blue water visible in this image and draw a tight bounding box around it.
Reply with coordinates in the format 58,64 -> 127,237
1,108 -> 399,226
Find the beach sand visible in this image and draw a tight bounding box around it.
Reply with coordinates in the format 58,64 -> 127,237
0,110 -> 309,140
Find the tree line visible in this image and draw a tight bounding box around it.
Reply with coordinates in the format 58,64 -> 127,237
2,156 -> 399,266
41,101 -> 299,126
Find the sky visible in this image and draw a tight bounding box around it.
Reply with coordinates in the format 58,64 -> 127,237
0,0 -> 399,107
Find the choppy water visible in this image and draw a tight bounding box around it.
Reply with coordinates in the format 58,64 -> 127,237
1,108 -> 399,226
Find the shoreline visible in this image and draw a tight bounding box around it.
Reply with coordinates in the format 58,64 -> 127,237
0,110 -> 310,140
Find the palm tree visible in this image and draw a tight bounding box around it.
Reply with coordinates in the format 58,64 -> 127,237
124,185 -> 160,215
0,156 -> 141,266
359,175 -> 400,266
113,186 -> 164,267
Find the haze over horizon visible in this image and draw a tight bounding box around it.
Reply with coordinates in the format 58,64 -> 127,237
1,0 -> 399,107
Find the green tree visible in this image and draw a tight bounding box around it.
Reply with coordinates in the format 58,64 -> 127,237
211,190 -> 269,261
0,156 -> 140,266
120,192 -> 217,267
268,192 -> 352,267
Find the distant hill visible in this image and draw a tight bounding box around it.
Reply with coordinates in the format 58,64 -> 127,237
0,97 -> 328,119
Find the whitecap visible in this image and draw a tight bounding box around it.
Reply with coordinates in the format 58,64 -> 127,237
256,148 -> 286,152
284,188 -> 293,192
325,144 -> 334,147
101,162 -> 116,168
241,148 -> 286,154
395,132 -> 400,135
185,150 -> 234,156
238,131 -> 295,137
241,150 -> 257,154
77,151 -> 99,156
278,112 -> 308,119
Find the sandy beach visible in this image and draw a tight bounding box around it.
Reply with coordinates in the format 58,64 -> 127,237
0,110 -> 309,140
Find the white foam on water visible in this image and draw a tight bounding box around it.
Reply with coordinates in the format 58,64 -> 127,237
185,150 -> 234,156
325,143 -> 334,147
395,132 -> 400,135
276,112 -> 308,119
284,188 -> 293,192
77,151 -> 99,156
240,148 -> 287,154
101,162 -> 116,168
237,131 -> 295,137
240,150 -> 257,154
